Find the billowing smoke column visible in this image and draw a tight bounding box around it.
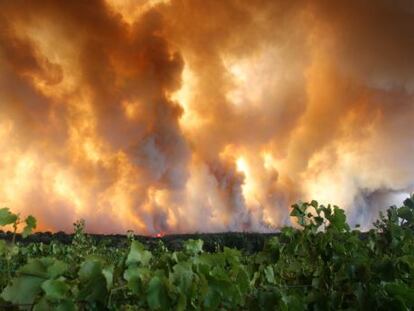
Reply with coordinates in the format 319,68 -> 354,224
0,0 -> 413,233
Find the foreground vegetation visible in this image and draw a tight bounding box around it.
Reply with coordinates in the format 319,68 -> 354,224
0,197 -> 413,310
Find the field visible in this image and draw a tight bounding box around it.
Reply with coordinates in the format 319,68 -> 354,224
0,198 -> 413,310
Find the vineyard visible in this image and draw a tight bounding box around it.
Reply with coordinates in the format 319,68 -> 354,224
0,198 -> 413,310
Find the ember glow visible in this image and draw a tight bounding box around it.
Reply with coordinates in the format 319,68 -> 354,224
155,232 -> 165,239
1,0 -> 414,234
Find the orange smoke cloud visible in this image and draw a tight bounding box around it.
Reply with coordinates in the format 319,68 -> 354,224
0,0 -> 413,233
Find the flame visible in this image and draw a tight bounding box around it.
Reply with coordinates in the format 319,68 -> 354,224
171,63 -> 203,130
236,157 -> 258,206
105,0 -> 171,25
155,232 -> 164,238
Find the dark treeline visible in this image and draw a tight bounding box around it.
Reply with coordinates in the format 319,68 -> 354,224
0,230 -> 372,253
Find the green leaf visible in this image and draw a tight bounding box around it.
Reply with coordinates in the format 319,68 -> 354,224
34,298 -> 76,311
56,300 -> 76,311
18,258 -> 67,279
77,259 -> 108,303
290,203 -> 305,217
203,286 -> 221,310
0,207 -> 18,226
0,240 -> 7,255
236,267 -> 249,294
314,216 -> 324,227
126,241 -> 152,266
1,275 -> 43,305
41,279 -> 69,300
258,289 -> 280,310
124,266 -> 151,292
326,206 -> 349,231
264,265 -> 275,284
47,260 -> 68,279
282,294 -> 305,311
19,258 -> 50,278
2,257 -> 69,306
102,265 -> 114,290
22,215 -> 37,238
403,197 -> 414,209
124,266 -> 141,293
184,239 -> 204,255
147,275 -> 169,310
397,206 -> 413,222
171,262 -> 193,294
176,293 -> 187,311
385,283 -> 414,307
33,297 -> 53,311
281,227 -> 295,238
78,259 -> 102,281
26,214 -> 36,227
290,203 -> 309,227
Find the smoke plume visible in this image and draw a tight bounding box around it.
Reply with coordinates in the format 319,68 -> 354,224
0,0 -> 413,233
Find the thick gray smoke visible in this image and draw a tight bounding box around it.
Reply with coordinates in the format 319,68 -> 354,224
0,0 -> 413,233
